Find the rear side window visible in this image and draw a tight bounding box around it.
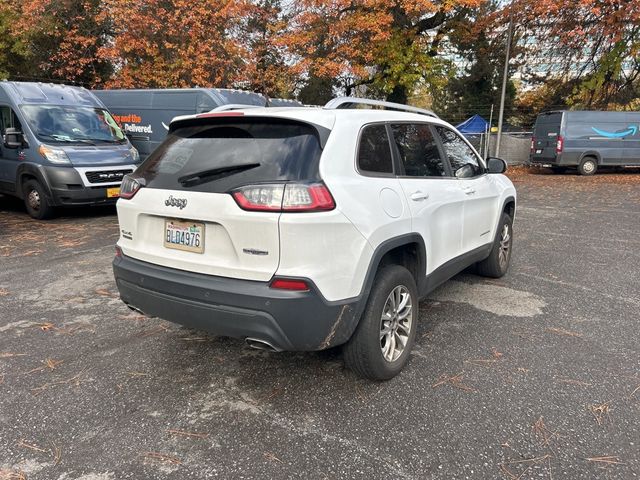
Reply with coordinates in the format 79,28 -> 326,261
357,124 -> 393,174
391,123 -> 446,177
137,119 -> 323,193
436,126 -> 484,178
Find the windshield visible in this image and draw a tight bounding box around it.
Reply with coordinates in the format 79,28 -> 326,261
21,105 -> 126,144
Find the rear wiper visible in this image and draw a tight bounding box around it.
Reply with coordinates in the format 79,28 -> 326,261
178,163 -> 260,187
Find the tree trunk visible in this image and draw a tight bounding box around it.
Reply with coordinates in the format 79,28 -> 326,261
386,85 -> 408,104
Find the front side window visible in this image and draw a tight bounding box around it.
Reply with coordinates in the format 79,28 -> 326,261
436,126 -> 484,178
21,105 -> 125,144
357,124 -> 393,174
391,123 -> 446,177
0,106 -> 23,134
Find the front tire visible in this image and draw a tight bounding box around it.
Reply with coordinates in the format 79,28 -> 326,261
343,265 -> 418,380
477,213 -> 513,278
23,179 -> 54,220
577,157 -> 597,176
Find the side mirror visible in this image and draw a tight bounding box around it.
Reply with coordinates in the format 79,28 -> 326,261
486,157 -> 507,174
3,127 -> 24,149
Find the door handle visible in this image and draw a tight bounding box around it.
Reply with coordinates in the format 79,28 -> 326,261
463,187 -> 476,195
410,191 -> 429,201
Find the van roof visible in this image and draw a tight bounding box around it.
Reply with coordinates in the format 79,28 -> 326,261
0,81 -> 101,107
92,87 -> 267,107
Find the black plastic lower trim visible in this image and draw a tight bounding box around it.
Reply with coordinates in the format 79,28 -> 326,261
113,254 -> 360,351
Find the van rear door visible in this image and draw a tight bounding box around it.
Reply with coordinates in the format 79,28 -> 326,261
531,112 -> 562,162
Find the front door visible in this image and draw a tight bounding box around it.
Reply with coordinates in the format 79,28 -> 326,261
0,105 -> 25,194
435,126 -> 500,253
390,123 -> 466,274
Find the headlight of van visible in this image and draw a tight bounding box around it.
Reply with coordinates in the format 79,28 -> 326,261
38,145 -> 71,165
129,146 -> 140,163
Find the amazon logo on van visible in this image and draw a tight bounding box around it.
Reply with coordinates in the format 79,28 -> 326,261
591,125 -> 638,138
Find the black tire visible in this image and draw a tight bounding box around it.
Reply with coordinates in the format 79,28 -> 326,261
343,265 -> 418,381
23,179 -> 54,220
577,157 -> 598,176
476,213 -> 513,278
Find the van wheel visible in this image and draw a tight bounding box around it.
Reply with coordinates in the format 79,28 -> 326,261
578,157 -> 597,176
343,265 -> 418,381
23,179 -> 54,220
477,213 -> 513,278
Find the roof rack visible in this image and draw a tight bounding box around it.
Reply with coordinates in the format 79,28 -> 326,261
324,97 -> 439,118
211,104 -> 264,112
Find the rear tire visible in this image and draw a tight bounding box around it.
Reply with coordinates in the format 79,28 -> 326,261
477,213 -> 513,278
343,265 -> 418,381
23,179 -> 54,220
577,157 -> 598,176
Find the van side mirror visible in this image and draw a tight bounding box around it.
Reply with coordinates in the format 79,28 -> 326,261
3,127 -> 25,149
486,157 -> 507,174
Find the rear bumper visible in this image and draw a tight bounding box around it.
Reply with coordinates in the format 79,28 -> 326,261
528,153 -> 579,167
112,254 -> 361,351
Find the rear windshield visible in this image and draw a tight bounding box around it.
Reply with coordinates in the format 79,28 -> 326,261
136,119 -> 323,193
533,113 -> 563,139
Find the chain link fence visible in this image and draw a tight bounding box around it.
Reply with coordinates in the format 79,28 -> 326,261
465,132 -> 532,165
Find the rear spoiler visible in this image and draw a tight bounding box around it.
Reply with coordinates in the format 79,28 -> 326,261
168,113 -> 332,149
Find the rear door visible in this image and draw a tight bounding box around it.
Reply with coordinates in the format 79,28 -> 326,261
531,112 -> 563,162
390,122 -> 466,272
116,117 -> 325,282
435,126 -> 500,253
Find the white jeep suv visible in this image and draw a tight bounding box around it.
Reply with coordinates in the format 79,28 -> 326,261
113,97 -> 516,380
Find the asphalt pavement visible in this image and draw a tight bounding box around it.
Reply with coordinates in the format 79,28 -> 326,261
1,167 -> 638,479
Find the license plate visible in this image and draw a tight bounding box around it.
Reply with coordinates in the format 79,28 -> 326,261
107,187 -> 120,198
535,149 -> 542,154
164,220 -> 205,253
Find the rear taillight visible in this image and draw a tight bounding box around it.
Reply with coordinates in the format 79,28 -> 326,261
530,137 -> 536,152
115,245 -> 122,258
231,183 -> 335,212
269,278 -> 310,291
556,135 -> 564,154
119,175 -> 143,200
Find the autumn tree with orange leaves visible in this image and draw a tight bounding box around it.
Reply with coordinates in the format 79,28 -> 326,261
282,0 -> 485,103
0,0 -> 637,113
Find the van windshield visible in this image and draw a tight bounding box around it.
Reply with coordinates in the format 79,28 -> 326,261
21,105 -> 126,144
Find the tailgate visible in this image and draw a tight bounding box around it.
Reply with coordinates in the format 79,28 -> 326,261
116,187 -> 280,281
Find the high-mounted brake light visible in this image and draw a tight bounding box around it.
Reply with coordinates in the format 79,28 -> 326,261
196,112 -> 245,118
556,135 -> 564,154
269,278 -> 310,291
231,183 -> 335,212
119,175 -> 143,199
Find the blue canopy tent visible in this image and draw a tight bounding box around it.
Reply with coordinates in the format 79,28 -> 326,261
456,114 -> 489,134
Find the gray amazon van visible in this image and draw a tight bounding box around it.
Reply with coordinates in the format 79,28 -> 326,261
529,110 -> 640,175
92,88 -> 271,161
0,81 -> 140,219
